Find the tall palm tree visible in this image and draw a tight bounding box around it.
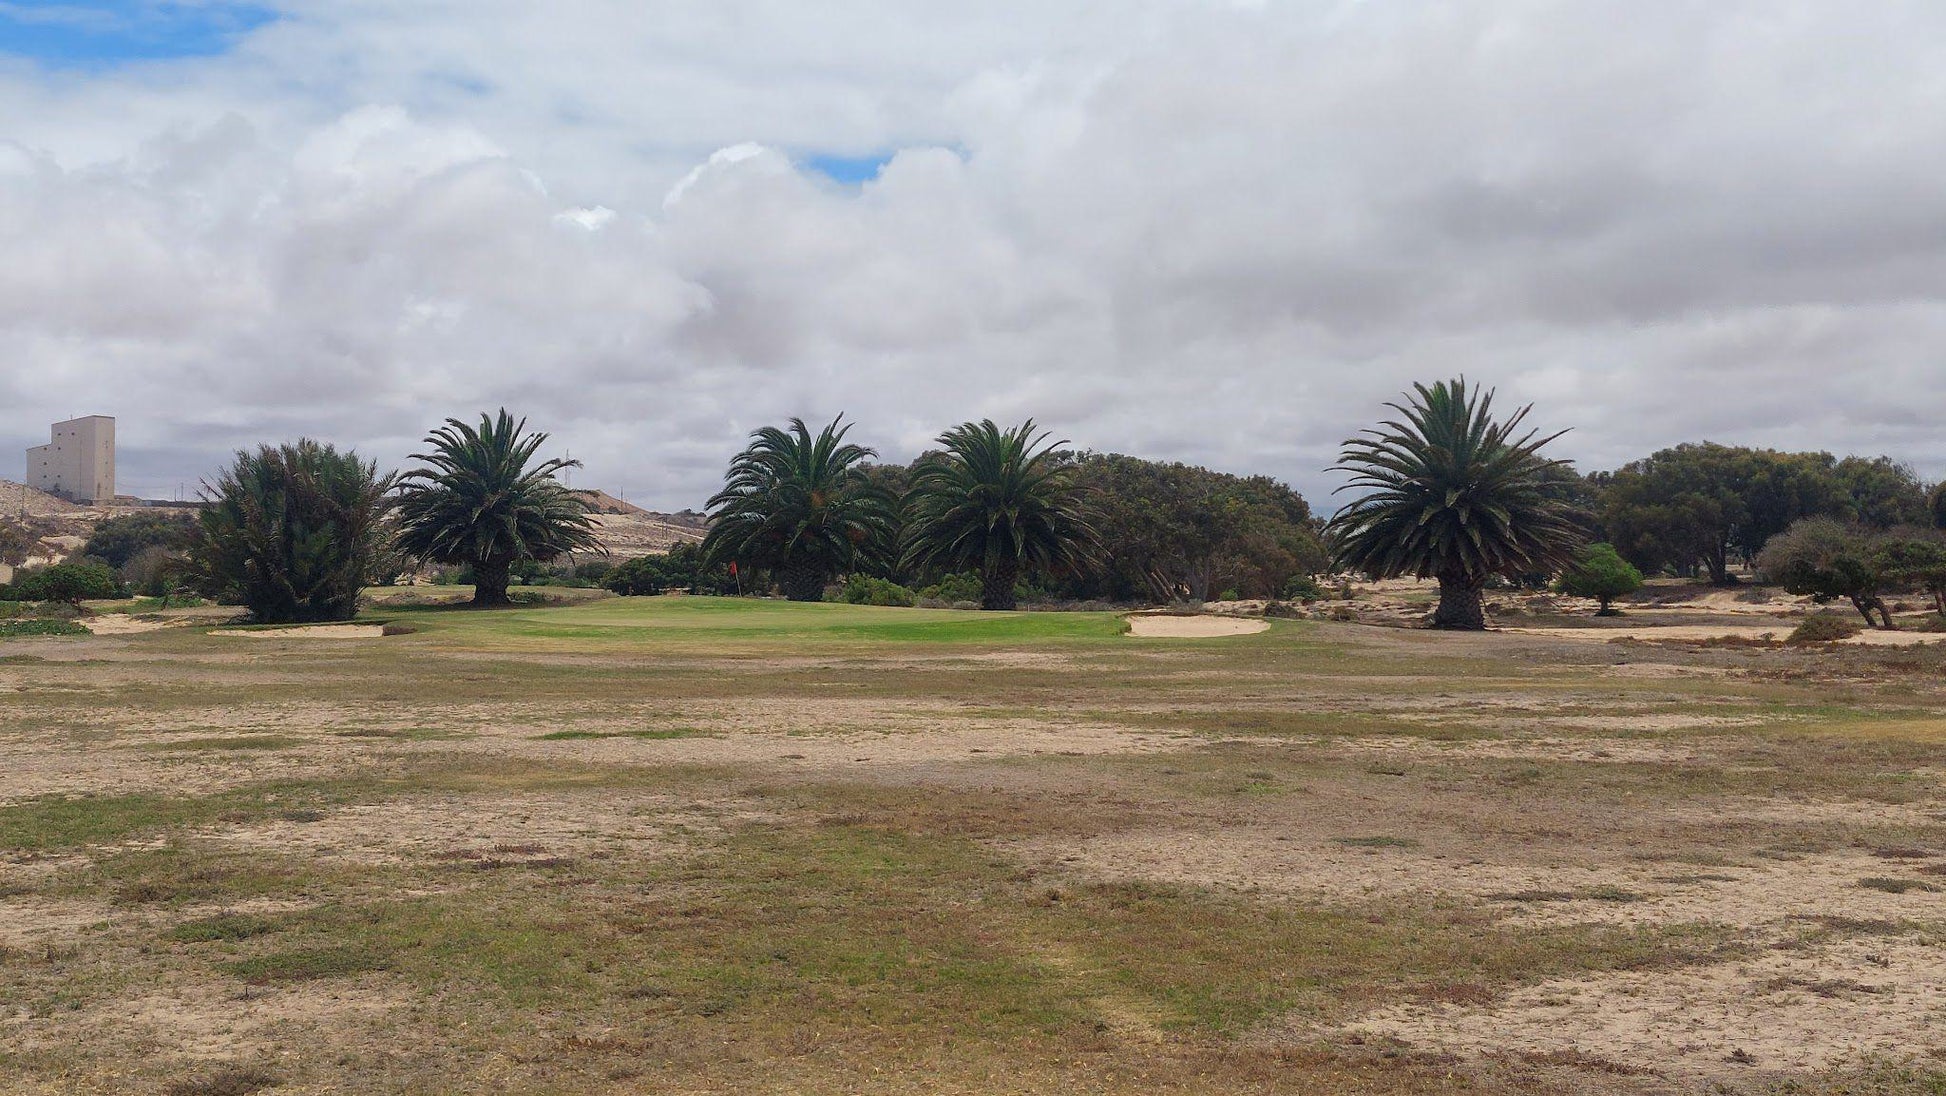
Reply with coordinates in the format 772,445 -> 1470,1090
701,416 -> 895,601
901,419 -> 1097,611
1326,378 -> 1585,629
393,410 -> 599,607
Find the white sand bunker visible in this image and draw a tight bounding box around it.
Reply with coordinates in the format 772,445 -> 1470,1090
1125,615 -> 1270,638
80,616 -> 171,635
209,624 -> 386,639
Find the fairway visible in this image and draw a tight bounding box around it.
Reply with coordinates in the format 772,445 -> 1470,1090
3,597 -> 1944,1095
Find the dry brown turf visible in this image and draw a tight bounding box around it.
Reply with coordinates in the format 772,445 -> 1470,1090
2,595 -> 1944,1095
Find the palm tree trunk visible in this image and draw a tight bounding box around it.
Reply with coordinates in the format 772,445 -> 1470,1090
781,561 -> 825,602
981,559 -> 1020,611
1432,573 -> 1486,630
472,560 -> 512,607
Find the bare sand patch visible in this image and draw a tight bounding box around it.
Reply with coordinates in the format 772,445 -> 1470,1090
1506,624 -> 1784,642
1508,623 -> 1946,647
203,791 -> 756,866
1602,662 -> 1737,679
80,616 -> 173,636
1004,827 -> 1946,931
1341,935 -> 1946,1078
0,897 -> 115,947
54,982 -> 400,1060
208,625 -> 386,639
1125,615 -> 1270,638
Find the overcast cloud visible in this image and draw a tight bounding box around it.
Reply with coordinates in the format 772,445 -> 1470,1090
2,0 -> 1942,509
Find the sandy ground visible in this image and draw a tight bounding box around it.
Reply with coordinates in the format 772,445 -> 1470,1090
1505,623 -> 1945,646
1125,615 -> 1270,638
208,625 -> 388,639
79,616 -> 176,635
1344,933 -> 1946,1077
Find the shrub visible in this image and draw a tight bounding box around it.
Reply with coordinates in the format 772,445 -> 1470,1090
5,561 -> 127,604
1911,614 -> 1946,633
0,518 -> 40,567
603,555 -> 667,596
1281,574 -> 1324,602
1787,611 -> 1863,644
185,440 -> 393,624
917,572 -> 984,604
0,619 -> 89,638
835,575 -> 917,607
82,511 -> 197,570
1555,542 -> 1645,615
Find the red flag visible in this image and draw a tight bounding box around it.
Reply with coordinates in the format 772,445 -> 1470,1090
728,561 -> 738,577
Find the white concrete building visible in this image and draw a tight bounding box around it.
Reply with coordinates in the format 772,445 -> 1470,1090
26,416 -> 115,504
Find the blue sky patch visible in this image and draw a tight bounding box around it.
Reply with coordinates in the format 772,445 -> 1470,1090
803,151 -> 895,185
0,1 -> 275,68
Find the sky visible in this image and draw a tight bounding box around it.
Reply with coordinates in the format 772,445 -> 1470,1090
2,1 -> 1943,510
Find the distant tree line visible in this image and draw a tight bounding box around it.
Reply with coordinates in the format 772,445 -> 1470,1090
681,415 -> 1328,611
4,389 -> 1941,633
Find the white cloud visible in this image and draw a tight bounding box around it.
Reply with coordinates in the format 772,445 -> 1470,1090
1,0 -> 1943,509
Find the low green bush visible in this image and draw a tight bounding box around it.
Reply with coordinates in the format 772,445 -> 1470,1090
1281,574 -> 1324,602
833,575 -> 917,607
0,619 -> 88,638
4,561 -> 127,604
917,572 -> 983,604
1787,610 -> 1863,644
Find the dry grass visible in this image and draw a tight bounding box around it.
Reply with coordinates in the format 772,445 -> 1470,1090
3,596 -> 1944,1093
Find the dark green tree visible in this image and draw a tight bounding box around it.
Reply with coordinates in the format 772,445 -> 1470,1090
1060,455 -> 1325,603
393,410 -> 599,607
1931,482 -> 1946,530
1832,456 -> 1932,528
1755,518 -> 1894,629
902,419 -> 1098,610
701,416 -> 895,602
186,441 -> 393,623
604,542 -> 733,597
1326,378 -> 1586,630
1600,444 -> 1850,584
82,511 -> 197,570
1555,542 -> 1644,615
1876,533 -> 1946,616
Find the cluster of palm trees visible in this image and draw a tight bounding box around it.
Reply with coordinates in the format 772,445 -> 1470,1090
704,378 -> 1585,628
701,417 -> 1097,611
187,377 -> 1587,631
187,411 -> 598,622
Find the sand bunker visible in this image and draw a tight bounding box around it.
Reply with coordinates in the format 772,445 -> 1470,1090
209,625 -> 386,639
80,616 -> 171,635
1125,615 -> 1270,638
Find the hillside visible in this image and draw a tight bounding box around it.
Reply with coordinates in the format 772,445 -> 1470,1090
3,480 -> 705,561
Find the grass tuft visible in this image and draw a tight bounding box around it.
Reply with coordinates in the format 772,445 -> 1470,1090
163,1064 -> 281,1096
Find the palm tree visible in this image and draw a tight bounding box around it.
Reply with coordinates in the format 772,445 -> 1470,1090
187,440 -> 394,623
393,410 -> 599,607
901,419 -> 1097,610
701,416 -> 895,601
1325,379 -> 1585,630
